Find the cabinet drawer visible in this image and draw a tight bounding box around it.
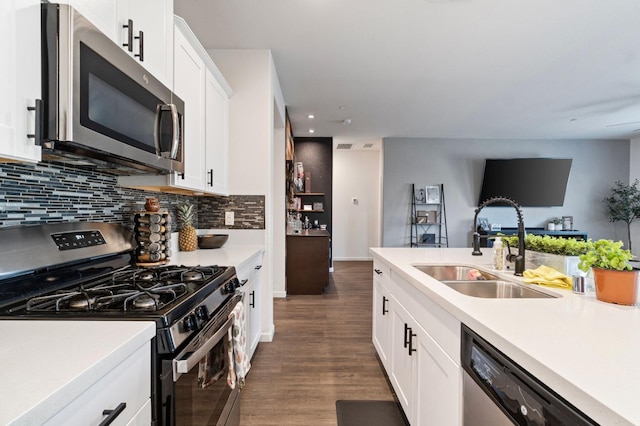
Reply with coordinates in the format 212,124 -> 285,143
373,261 -> 391,287
44,342 -> 151,426
237,252 -> 263,284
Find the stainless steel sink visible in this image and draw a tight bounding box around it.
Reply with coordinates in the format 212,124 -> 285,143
441,280 -> 557,299
413,264 -> 558,299
413,264 -> 498,281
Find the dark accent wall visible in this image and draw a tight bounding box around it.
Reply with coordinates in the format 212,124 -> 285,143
293,137 -> 333,234
0,162 -> 266,231
199,195 -> 265,229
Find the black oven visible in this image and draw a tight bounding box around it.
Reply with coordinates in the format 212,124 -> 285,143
160,293 -> 242,426
41,3 -> 184,175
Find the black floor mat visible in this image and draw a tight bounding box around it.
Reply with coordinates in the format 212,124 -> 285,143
335,400 -> 407,426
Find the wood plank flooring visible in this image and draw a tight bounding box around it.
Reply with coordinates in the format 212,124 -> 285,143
239,261 -> 396,425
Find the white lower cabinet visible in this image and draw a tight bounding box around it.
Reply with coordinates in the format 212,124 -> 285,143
372,259 -> 462,426
372,274 -> 392,372
44,342 -> 151,426
237,251 -> 264,360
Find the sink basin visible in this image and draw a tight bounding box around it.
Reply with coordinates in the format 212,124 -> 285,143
413,264 -> 498,281
441,280 -> 557,299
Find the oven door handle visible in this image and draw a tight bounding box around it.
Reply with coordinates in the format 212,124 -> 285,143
173,316 -> 233,381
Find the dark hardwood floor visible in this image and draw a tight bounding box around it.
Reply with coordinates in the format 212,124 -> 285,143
239,261 -> 395,425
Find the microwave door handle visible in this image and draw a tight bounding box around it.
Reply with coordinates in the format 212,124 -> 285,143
168,104 -> 180,159
172,316 -> 233,381
154,104 -> 180,159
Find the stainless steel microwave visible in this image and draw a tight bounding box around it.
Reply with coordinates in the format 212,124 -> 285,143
40,3 -> 184,175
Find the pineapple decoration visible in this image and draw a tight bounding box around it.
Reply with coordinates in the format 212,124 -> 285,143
176,203 -> 198,251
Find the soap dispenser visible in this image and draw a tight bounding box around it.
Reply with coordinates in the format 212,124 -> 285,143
492,237 -> 504,270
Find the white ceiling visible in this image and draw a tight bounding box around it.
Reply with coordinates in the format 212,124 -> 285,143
174,0 -> 640,142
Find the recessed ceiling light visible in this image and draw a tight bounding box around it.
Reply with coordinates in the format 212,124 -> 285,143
309,129 -> 315,134
342,119 -> 352,125
308,114 -> 314,119
338,105 -> 347,110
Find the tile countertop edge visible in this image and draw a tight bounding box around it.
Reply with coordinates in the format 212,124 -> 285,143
1,321 -> 155,426
370,247 -> 639,426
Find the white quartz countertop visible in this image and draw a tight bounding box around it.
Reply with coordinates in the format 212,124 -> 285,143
0,321 -> 155,425
166,246 -> 264,270
371,247 -> 640,425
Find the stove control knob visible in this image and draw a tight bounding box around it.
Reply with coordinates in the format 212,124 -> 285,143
195,305 -> 208,321
231,278 -> 241,290
183,314 -> 198,331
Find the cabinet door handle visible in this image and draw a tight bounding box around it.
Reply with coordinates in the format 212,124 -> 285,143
255,265 -> 262,270
134,31 -> 144,61
122,19 -> 133,52
403,323 -> 411,348
250,290 -> 255,308
240,279 -> 248,286
27,99 -> 43,146
207,169 -> 213,186
374,269 -> 382,275
382,296 -> 388,315
408,330 -> 417,356
99,402 -> 126,426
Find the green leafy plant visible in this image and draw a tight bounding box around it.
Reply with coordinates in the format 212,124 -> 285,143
578,239 -> 633,272
603,179 -> 640,253
551,217 -> 563,226
502,234 -> 590,256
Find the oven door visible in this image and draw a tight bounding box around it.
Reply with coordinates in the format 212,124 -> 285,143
167,314 -> 240,426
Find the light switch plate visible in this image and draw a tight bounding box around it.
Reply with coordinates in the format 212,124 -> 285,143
225,211 -> 234,226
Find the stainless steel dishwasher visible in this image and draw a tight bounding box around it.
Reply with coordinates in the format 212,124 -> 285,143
461,324 -> 597,425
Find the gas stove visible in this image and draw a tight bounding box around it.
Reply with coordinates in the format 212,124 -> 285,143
0,222 -> 242,353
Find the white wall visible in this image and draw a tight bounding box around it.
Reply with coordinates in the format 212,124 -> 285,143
207,49 -> 285,340
332,140 -> 382,260
630,137 -> 640,254
383,138 -> 631,248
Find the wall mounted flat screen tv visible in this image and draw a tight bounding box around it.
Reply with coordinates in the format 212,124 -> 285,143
478,158 -> 572,207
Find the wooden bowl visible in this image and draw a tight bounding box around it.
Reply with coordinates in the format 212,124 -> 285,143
197,234 -> 229,249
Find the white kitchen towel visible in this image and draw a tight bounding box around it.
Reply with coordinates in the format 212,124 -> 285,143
227,301 -> 251,389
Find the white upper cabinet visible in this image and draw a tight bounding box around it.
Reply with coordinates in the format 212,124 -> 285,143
0,0 -> 41,163
171,23 -> 207,191
58,0 -> 173,87
116,0 -> 174,87
205,68 -> 230,195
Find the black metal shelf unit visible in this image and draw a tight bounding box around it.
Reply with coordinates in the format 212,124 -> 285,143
410,183 -> 448,248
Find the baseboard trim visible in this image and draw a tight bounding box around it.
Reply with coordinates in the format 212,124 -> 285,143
332,257 -> 373,262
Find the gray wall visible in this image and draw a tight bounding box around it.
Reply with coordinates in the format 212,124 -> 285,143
382,138 -> 630,248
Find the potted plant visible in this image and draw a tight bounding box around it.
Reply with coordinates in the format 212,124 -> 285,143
578,239 -> 638,305
503,234 -> 589,276
603,179 -> 640,253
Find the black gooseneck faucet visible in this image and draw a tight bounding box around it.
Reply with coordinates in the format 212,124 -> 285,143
472,196 -> 526,276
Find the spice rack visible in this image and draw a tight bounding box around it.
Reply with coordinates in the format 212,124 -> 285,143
133,210 -> 172,265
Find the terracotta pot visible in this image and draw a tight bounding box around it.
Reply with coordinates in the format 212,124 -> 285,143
145,197 -> 160,212
592,268 -> 639,305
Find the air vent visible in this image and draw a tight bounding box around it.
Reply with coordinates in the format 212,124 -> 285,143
363,143 -> 374,148
337,144 -> 353,150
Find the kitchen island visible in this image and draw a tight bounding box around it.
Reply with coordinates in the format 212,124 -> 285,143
371,247 -> 640,425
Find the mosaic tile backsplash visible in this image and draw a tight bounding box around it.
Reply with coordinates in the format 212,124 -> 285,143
0,162 -> 265,230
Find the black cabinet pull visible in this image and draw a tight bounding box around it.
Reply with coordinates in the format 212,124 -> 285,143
250,290 -> 255,308
382,296 -> 388,315
207,169 -> 213,186
374,269 -> 382,275
255,265 -> 262,270
135,31 -> 144,61
408,329 -> 417,356
99,402 -> 126,426
123,19 -> 133,51
26,99 -> 43,146
403,323 -> 410,348
240,279 -> 248,286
